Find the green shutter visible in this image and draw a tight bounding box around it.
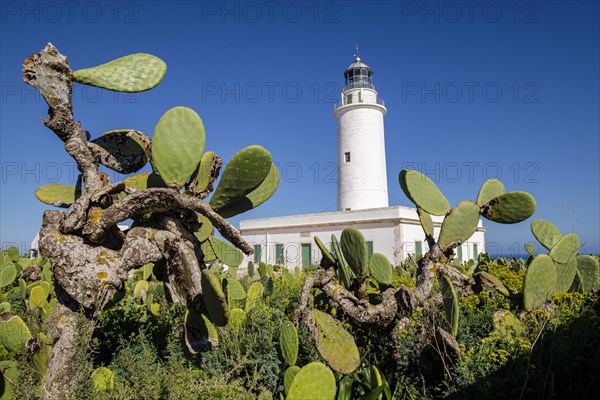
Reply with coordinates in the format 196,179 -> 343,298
473,243 -> 479,260
415,241 -> 422,257
301,243 -> 311,268
457,245 -> 463,263
366,241 -> 373,259
253,244 -> 261,264
275,244 -> 284,265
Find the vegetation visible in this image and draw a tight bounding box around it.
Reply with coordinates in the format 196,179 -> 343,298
1,44 -> 599,399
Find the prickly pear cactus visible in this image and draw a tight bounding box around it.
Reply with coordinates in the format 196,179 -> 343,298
549,233 -> 580,264
209,145 -> 272,211
34,183 -> 76,208
576,255 -> 600,292
245,282 -> 264,313
437,201 -> 480,251
0,262 -> 17,288
91,366 -> 115,392
152,106 -> 206,188
283,365 -> 301,395
481,192 -> 536,224
340,228 -> 369,278
0,313 -> 32,351
310,309 -> 360,374
531,219 -> 562,250
228,308 -> 247,331
314,236 -> 336,265
476,178 -> 505,206
215,163 -> 280,218
200,269 -> 229,327
73,53 -> 166,92
286,362 -> 337,400
368,253 -> 393,285
417,208 -> 434,237
279,320 -> 299,366
440,276 -> 459,336
523,254 -> 557,310
399,169 -> 451,216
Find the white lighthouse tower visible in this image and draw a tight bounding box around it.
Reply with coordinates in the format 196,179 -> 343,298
334,52 -> 388,211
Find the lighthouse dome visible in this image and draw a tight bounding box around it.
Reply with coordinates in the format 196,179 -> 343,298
343,55 -> 374,91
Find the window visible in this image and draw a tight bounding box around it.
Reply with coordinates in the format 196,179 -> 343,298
346,94 -> 353,104
275,244 -> 284,265
473,243 -> 479,259
301,243 -> 311,268
366,241 -> 373,259
253,244 -> 261,264
415,241 -> 422,257
344,152 -> 351,162
457,245 -> 463,263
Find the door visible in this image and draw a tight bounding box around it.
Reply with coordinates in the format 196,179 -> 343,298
301,243 -> 311,268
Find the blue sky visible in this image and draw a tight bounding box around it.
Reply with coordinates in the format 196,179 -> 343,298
1,0 -> 598,256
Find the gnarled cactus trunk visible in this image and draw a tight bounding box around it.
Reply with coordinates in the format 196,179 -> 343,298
23,44 -> 254,399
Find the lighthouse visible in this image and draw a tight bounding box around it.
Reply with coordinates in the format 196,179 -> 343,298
239,51 -> 486,270
334,52 -> 388,211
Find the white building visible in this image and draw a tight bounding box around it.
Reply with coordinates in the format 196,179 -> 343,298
240,54 -> 485,269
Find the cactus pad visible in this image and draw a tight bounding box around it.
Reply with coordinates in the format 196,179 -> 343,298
225,278 -> 246,301
91,129 -> 150,174
555,258 -> 577,293
91,367 -> 115,391
229,308 -> 247,331
279,320 -> 299,366
286,362 -> 337,400
73,53 -> 166,92
215,163 -> 280,218
208,236 -> 243,267
34,184 -> 76,207
399,169 -> 451,216
133,280 -> 148,300
210,145 -> 273,211
340,227 -> 369,278
549,233 -> 580,264
184,309 -> 219,353
191,151 -> 219,193
245,282 -> 264,312
478,271 -> 510,297
476,178 -> 505,207
524,242 -> 536,256
0,302 -> 10,314
439,276 -> 459,336
531,219 -> 562,250
0,262 -> 17,288
576,255 -> 599,292
310,309 -> 360,374
332,234 -> 353,289
524,254 -> 557,310
200,269 -> 229,326
418,208 -> 434,237
314,236 -> 336,265
369,253 -> 393,285
152,106 -> 206,188
30,285 -> 48,308
493,310 -> 522,340
283,366 -> 301,395
481,191 -> 536,224
438,201 -> 480,251
122,172 -> 166,193
0,313 -> 32,351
